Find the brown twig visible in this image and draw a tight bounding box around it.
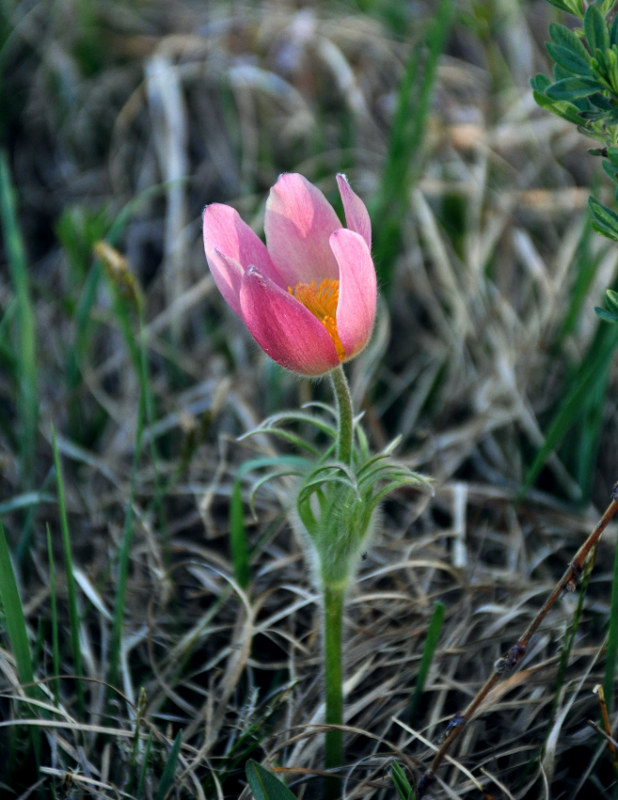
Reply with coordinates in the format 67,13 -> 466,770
417,482 -> 618,798
592,683 -> 618,772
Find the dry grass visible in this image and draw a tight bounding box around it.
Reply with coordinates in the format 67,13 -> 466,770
1,0 -> 618,798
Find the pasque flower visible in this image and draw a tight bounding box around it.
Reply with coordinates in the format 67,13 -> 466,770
202,173 -> 377,376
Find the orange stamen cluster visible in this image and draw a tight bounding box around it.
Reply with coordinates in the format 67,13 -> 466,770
290,278 -> 346,361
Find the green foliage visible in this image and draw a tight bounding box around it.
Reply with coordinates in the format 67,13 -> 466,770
371,0 -> 452,296
0,151 -> 37,523
230,477 -> 252,590
245,759 -> 297,800
154,732 -> 183,800
533,5 -> 618,245
595,288 -> 618,323
409,601 -> 445,723
521,320 -> 618,500
0,520 -> 35,692
0,520 -> 42,768
391,761 -> 417,800
52,428 -> 85,717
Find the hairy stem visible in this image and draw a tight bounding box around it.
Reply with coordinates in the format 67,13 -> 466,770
329,365 -> 353,465
323,579 -> 345,797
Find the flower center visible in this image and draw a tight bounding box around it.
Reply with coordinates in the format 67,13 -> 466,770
290,278 -> 346,361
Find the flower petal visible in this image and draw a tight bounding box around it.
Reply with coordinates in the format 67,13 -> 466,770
264,173 -> 341,286
336,174 -> 371,250
203,203 -> 284,315
330,229 -> 377,359
240,267 -> 341,375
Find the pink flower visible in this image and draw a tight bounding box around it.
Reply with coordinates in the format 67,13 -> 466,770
202,173 -> 377,376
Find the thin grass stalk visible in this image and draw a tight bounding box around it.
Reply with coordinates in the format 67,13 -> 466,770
603,531 -> 618,708
136,729 -> 154,797
371,0 -> 452,294
409,601 -> 445,724
230,477 -> 251,590
545,548 -> 592,735
0,520 -> 41,764
0,151 -> 38,563
521,323 -> 618,499
0,520 -> 35,690
52,427 -> 85,717
46,524 -> 60,707
107,358 -> 145,695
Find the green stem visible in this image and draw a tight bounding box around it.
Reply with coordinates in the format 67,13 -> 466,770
323,580 -> 345,797
329,365 -> 354,465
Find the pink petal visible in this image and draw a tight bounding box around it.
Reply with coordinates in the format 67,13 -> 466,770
203,204 -> 285,315
239,267 -> 341,376
264,173 -> 341,286
207,249 -> 244,317
330,229 -> 377,359
336,174 -> 372,250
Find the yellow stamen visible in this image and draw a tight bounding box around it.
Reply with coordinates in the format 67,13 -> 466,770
289,278 -> 346,361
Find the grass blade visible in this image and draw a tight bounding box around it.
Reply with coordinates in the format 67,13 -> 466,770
0,520 -> 34,690
0,520 -> 42,766
46,524 -> 60,707
604,535 -> 618,709
230,477 -> 251,590
245,759 -> 297,800
409,601 -> 445,723
391,760 -> 417,800
521,321 -> 618,500
0,151 -> 38,562
154,731 -> 182,800
371,0 -> 452,294
52,427 -> 85,716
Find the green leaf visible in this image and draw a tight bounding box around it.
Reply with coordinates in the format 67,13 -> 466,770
545,0 -> 584,14
550,22 -> 589,55
230,478 -> 251,590
589,196 -> 618,241
155,732 -> 183,800
610,14 -> 618,49
530,73 -> 551,92
391,761 -> 417,800
595,306 -> 618,323
531,88 -> 585,126
0,521 -> 34,690
245,760 -> 297,800
607,145 -> 618,166
546,42 -> 592,76
409,601 -> 445,723
599,0 -> 616,17
584,4 -> 609,53
545,76 -> 600,99
602,159 -> 618,183
605,288 -> 618,313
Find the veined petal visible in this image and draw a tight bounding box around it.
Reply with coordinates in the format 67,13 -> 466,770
330,229 -> 377,358
203,204 -> 285,300
207,249 -> 244,317
336,173 -> 371,250
265,173 -> 341,286
239,267 -> 341,376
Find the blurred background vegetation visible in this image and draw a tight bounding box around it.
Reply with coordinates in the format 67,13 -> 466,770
1,0 -> 618,797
